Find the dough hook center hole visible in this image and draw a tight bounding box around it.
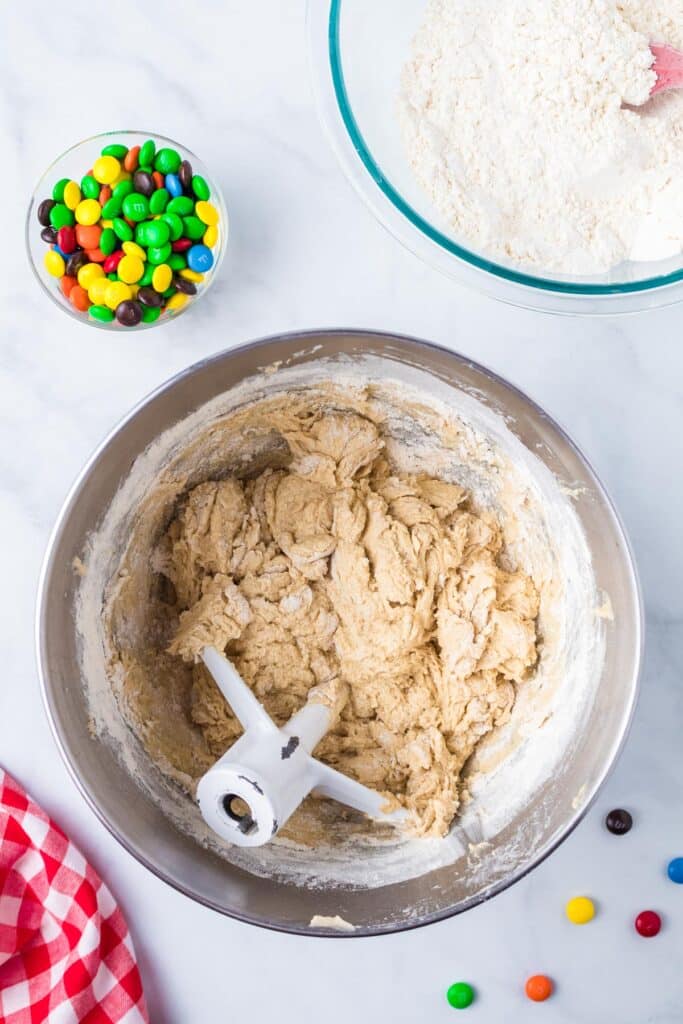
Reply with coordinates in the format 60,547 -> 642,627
222,794 -> 257,835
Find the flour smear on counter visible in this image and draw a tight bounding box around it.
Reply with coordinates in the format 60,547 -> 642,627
399,0 -> 683,274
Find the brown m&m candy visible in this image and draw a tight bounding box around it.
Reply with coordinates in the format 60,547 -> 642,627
605,808 -> 633,835
115,299 -> 142,326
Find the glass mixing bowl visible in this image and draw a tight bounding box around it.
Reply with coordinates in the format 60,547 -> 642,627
307,1 -> 683,314
26,131 -> 228,331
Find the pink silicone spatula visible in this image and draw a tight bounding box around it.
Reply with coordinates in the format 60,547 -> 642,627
650,44 -> 683,96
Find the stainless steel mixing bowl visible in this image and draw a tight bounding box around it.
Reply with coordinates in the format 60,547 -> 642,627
37,330 -> 643,936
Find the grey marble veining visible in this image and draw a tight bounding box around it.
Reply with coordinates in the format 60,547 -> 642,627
1,3 -> 681,1021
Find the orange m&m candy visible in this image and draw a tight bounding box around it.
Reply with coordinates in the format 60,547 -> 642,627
75,223 -> 102,250
60,275 -> 77,298
525,975 -> 553,1002
69,285 -> 90,312
123,145 -> 140,172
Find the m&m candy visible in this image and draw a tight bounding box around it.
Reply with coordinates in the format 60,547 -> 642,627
525,975 -> 553,1002
36,137 -> 220,326
565,896 -> 595,924
605,808 -> 633,835
187,243 -> 214,272
446,982 -> 474,1009
635,910 -> 661,937
667,857 -> 683,884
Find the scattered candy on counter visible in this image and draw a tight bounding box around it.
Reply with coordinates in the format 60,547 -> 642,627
565,895 -> 595,925
36,138 -> 220,326
525,975 -> 554,1002
442,811 -> 678,1008
635,910 -> 661,938
668,857 -> 683,884
605,808 -> 633,835
446,982 -> 475,1010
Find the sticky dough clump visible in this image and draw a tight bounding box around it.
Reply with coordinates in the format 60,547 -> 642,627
155,411 -> 539,837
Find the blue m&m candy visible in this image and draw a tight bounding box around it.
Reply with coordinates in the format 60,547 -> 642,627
165,173 -> 183,198
187,243 -> 214,273
667,857 -> 683,884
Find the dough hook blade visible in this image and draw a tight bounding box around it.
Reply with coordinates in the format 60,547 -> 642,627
196,646 -> 408,848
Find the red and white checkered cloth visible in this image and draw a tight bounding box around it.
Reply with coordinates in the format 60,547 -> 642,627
0,768 -> 148,1024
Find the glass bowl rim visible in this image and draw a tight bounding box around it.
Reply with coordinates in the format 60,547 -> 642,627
26,129 -> 228,331
325,0 -> 683,298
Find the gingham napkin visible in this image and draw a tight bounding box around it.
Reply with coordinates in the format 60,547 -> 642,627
0,768 -> 148,1024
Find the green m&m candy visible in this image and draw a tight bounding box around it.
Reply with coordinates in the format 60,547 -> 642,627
139,263 -> 155,286
100,227 -> 117,255
135,222 -> 151,247
182,215 -> 205,240
141,304 -> 161,323
113,217 -> 133,242
113,179 -> 134,200
160,212 -> 183,241
139,139 -> 156,167
101,143 -> 128,160
154,147 -> 181,174
446,983 -> 474,1010
168,253 -> 187,270
81,174 -> 100,199
191,174 -> 210,201
89,304 -> 115,323
166,195 -> 193,216
52,177 -> 70,202
149,188 -> 169,215
102,196 -> 122,218
144,219 -> 170,247
147,242 -> 172,265
122,192 -> 150,222
49,203 -> 74,229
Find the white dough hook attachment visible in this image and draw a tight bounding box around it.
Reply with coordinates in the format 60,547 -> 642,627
196,646 -> 408,847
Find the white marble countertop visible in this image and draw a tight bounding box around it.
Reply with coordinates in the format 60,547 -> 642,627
1,3 -> 682,1021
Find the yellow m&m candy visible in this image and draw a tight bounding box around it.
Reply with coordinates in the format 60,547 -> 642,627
63,180 -> 81,210
77,263 -> 104,290
93,155 -> 121,184
166,292 -> 188,312
44,249 -> 65,277
118,254 -> 144,285
122,241 -> 146,261
104,281 -> 132,310
75,199 -> 101,226
87,277 -> 110,305
179,268 -> 204,283
195,200 -> 219,226
152,263 -> 172,292
565,896 -> 595,925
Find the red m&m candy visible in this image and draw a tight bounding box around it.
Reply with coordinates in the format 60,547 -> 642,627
635,910 -> 661,937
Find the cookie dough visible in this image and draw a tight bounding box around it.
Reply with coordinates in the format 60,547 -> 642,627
131,409 -> 540,838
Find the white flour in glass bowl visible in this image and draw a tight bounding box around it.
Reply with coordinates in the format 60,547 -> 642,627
399,0 -> 683,274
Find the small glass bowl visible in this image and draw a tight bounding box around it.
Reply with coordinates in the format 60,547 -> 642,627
26,131 -> 228,331
308,0 -> 683,315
